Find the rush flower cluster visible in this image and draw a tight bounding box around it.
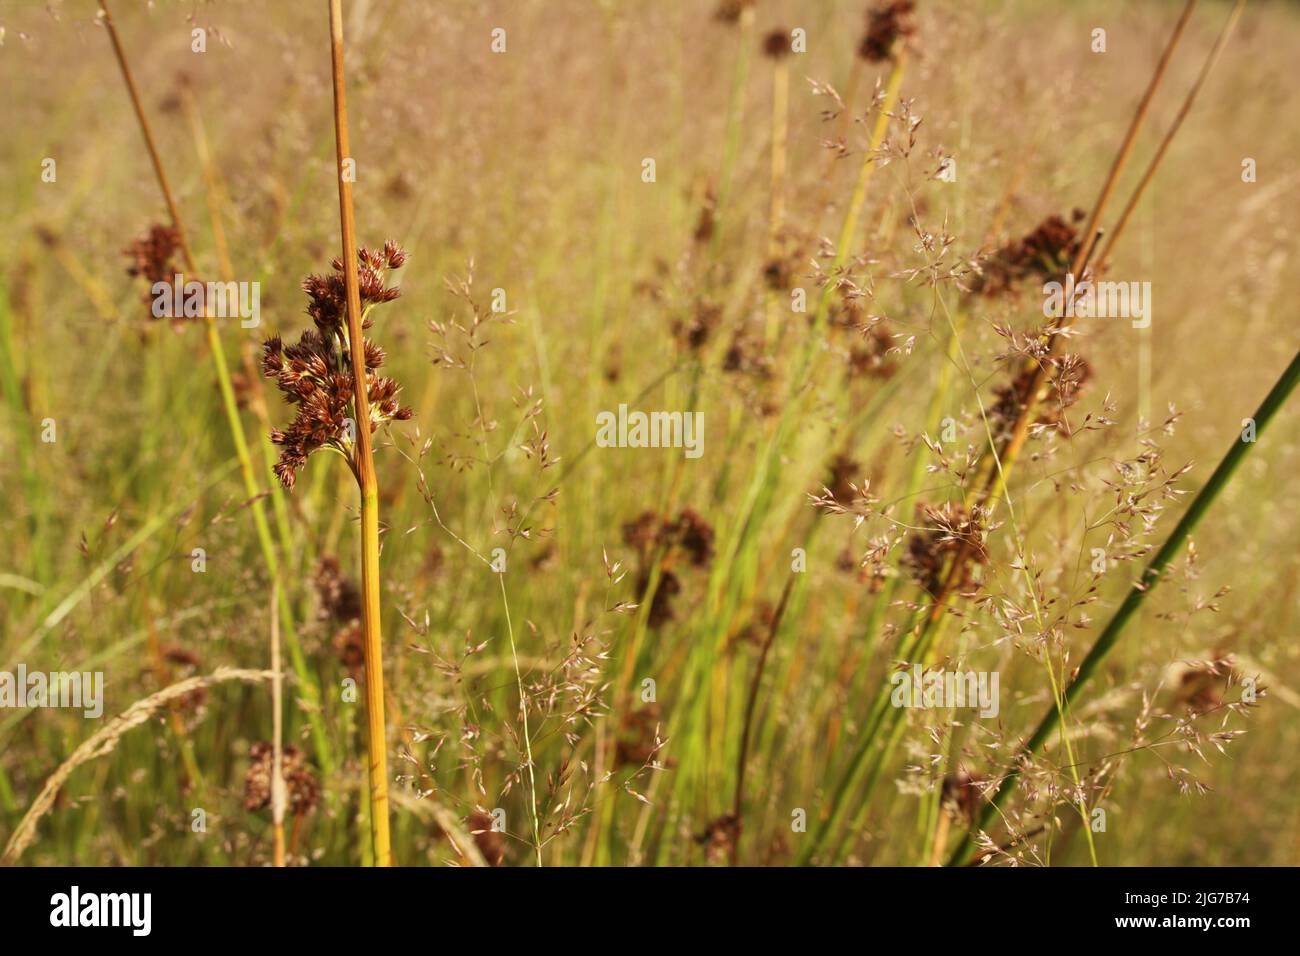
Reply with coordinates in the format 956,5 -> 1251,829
262,241 -> 413,489
860,1 -> 917,63
123,223 -> 185,317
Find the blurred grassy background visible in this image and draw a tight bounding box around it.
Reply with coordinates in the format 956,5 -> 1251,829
1,0 -> 1297,865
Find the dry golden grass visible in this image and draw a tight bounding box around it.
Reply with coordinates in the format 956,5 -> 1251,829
0,0 -> 1297,867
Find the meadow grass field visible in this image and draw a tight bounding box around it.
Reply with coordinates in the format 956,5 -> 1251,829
1,0 -> 1298,867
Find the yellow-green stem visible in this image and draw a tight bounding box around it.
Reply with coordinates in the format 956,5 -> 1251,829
328,0 -> 391,867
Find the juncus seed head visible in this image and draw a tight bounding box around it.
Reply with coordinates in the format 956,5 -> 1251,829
264,241 -> 414,489
859,1 -> 917,63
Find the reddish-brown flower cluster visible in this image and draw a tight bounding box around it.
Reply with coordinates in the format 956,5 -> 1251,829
713,0 -> 755,25
672,509 -> 717,567
860,1 -> 917,63
761,232 -> 813,293
466,810 -> 507,866
124,224 -> 181,288
825,453 -> 863,505
314,554 -> 365,673
622,508 -> 717,628
696,813 -> 741,863
672,300 -> 722,351
1174,657 -> 1239,715
693,189 -> 717,245
301,239 -> 407,337
903,502 -> 989,596
243,742 -> 321,817
722,330 -> 764,378
971,210 -> 1085,298
989,354 -> 1094,440
848,323 -> 899,380
615,703 -> 666,769
638,568 -> 682,629
762,29 -> 791,59
157,643 -> 207,714
123,224 -> 184,315
622,508 -> 716,568
942,770 -> 988,823
262,242 -> 413,489
332,622 -> 365,675
314,553 -> 362,623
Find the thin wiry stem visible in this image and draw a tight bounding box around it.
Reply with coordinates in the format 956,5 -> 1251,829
327,0 -> 392,867
988,0 -> 1198,484
731,574 -> 794,866
96,0 -> 332,775
1069,0 -> 1198,279
498,573 -> 543,866
271,583 -> 287,868
803,3 -> 1205,862
948,347 -> 1300,866
1094,0 -> 1247,273
2,668 -> 275,865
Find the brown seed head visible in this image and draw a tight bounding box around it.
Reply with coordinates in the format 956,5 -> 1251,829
972,210 -> 1085,298
714,0 -> 755,25
860,1 -> 917,63
904,502 -> 989,595
264,242 -> 413,488
466,811 -> 506,866
243,742 -> 320,817
762,29 -> 791,59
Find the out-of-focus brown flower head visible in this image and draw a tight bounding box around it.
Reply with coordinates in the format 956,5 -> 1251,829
124,224 -> 186,317
670,509 -> 716,567
762,29 -> 792,59
942,770 -> 988,823
640,567 -> 681,629
826,453 -> 863,505
696,813 -> 741,863
860,1 -> 917,63
314,553 -> 362,624
989,354 -> 1094,441
673,300 -> 721,351
466,810 -> 506,866
615,703 -> 666,769
972,210 -> 1085,298
904,502 -> 989,595
124,224 -> 180,288
714,0 -> 755,25
243,742 -> 321,817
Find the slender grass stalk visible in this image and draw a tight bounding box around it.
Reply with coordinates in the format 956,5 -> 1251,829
0,275 -> 49,587
993,0 -> 1197,479
947,347 -> 1300,865
96,0 -> 332,776
651,51 -> 910,863
1093,0 -> 1246,273
1073,0 -> 1198,275
837,52 -> 906,257
144,612 -> 206,795
178,83 -> 300,574
801,5 -> 1217,861
710,4 -> 756,256
1,668 -> 274,865
730,574 -> 794,865
271,584 -> 287,868
763,44 -> 790,345
327,0 -> 391,867
499,574 -> 543,866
